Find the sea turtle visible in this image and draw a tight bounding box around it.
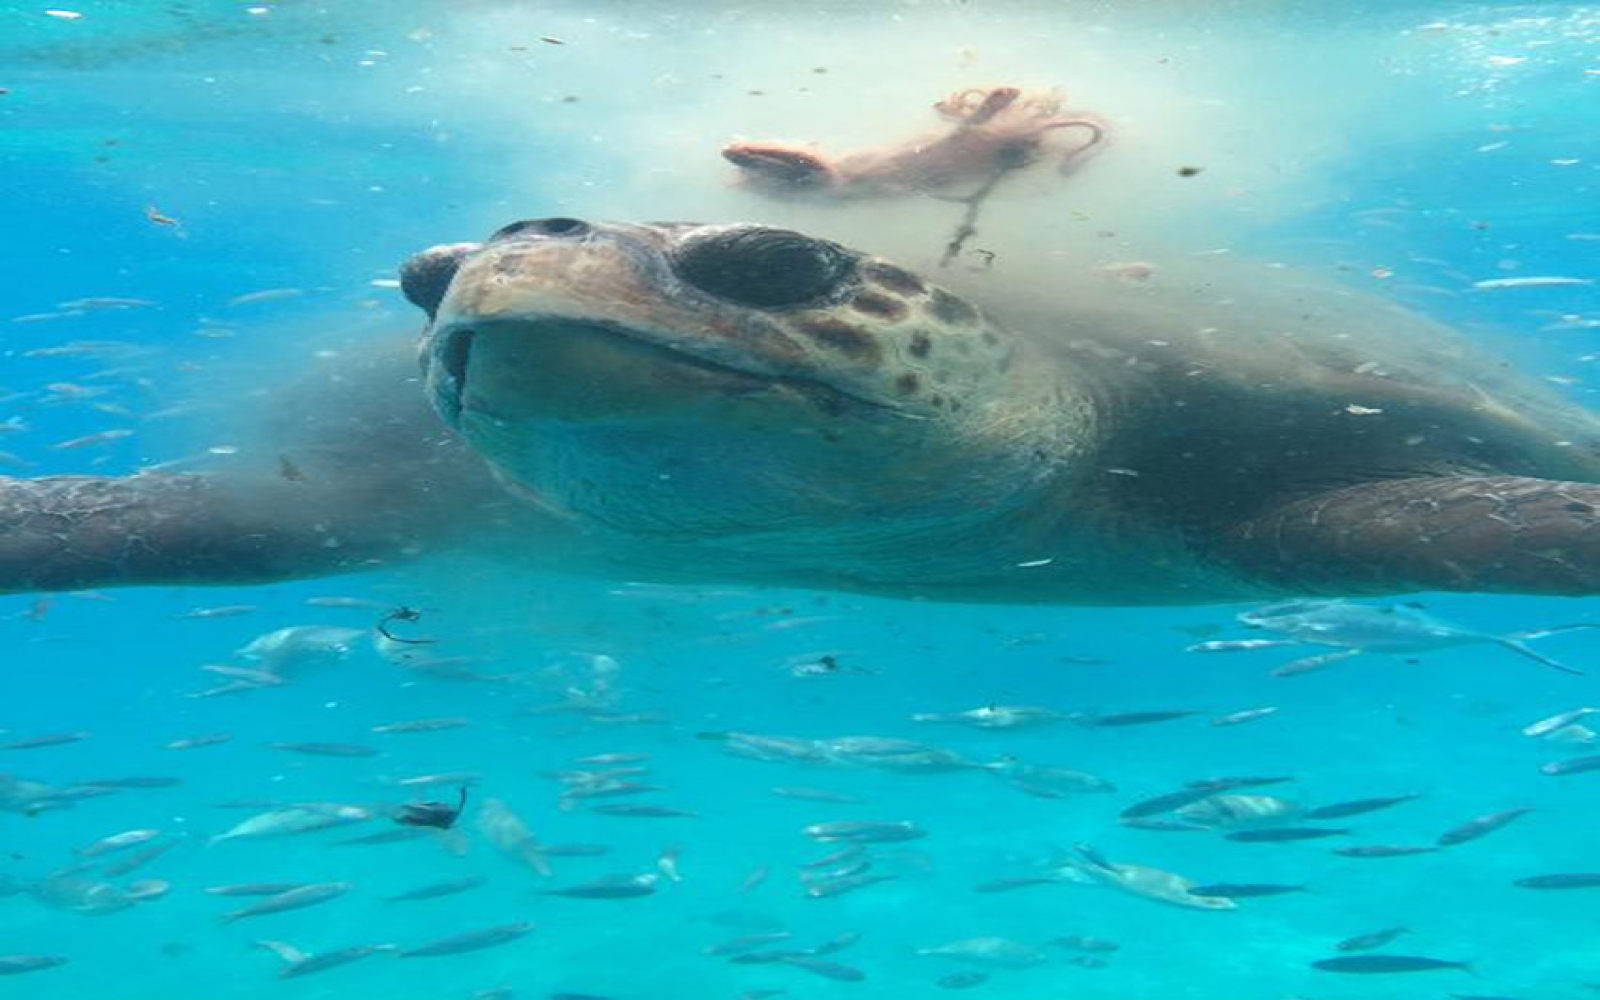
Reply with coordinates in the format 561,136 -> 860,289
2,216 -> 1600,604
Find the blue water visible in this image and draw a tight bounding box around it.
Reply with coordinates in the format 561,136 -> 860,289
1,1 -> 1598,997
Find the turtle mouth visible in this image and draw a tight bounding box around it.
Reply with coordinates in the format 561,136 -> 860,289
430,318 -> 891,425
438,327 -> 475,398
429,325 -> 473,425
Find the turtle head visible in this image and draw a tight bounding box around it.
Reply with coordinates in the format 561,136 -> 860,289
406,219 -> 1076,584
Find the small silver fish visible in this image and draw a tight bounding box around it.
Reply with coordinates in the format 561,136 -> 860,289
1236,599 -> 1593,675
780,957 -> 865,981
1513,872 -> 1600,890
236,625 -> 365,675
1211,706 -> 1279,726
2,731 -> 90,751
740,864 -> 769,893
973,877 -> 1059,894
392,770 -> 481,788
770,786 -> 864,805
398,922 -> 534,958
51,429 -> 133,450
803,820 -> 925,843
0,955 -> 68,975
918,937 -> 1047,969
1120,787 -> 1222,820
576,752 -> 651,766
202,665 -> 285,686
211,804 -> 371,843
544,873 -> 660,899
1543,755 -> 1600,776
101,840 -> 176,877
333,828 -> 431,847
704,932 -> 793,957
804,873 -> 897,898
264,741 -> 379,758
1335,926 -> 1408,951
477,798 -> 550,876
1436,807 -> 1533,846
255,940 -> 393,979
1333,844 -> 1439,858
80,776 -> 183,789
165,733 -> 231,750
1051,935 -> 1120,953
986,758 -> 1116,798
56,297 -> 158,311
75,828 -> 161,857
177,604 -> 260,619
541,843 -> 612,858
305,596 -> 386,609
1311,954 -> 1469,974
1305,794 -> 1420,820
204,882 -> 315,897
589,803 -> 697,818
911,705 -> 1068,729
370,717 -> 470,734
1225,826 -> 1349,842
386,876 -> 487,902
1186,882 -> 1304,898
222,882 -> 351,923
227,287 -> 305,307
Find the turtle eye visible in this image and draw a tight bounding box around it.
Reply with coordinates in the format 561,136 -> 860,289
489,217 -> 592,241
671,226 -> 857,308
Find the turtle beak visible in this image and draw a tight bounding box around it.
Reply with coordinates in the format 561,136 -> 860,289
400,242 -> 481,319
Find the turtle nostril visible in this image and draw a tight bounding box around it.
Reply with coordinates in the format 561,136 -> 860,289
489,217 -> 592,241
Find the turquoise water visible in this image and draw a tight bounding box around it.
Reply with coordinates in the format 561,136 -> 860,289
1,2 -> 1598,998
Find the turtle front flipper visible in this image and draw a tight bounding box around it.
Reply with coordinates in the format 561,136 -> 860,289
1221,476 -> 1600,597
0,471 -> 457,594
0,333 -> 519,596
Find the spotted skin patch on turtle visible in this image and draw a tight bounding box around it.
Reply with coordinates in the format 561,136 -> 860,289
789,316 -> 883,364
862,262 -> 926,296
721,248 -> 1012,412
929,288 -> 979,326
849,290 -> 909,321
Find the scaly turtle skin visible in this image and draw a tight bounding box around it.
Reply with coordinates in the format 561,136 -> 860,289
3,218 -> 1600,603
